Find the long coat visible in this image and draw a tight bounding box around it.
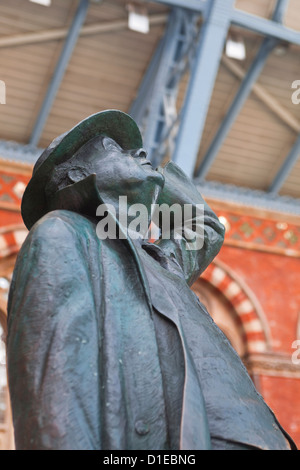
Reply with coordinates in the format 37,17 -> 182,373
6,165 -> 295,450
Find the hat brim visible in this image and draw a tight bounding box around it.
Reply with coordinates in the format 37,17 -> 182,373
21,110 -> 143,230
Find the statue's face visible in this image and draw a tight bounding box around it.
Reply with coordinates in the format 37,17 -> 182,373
69,135 -> 165,213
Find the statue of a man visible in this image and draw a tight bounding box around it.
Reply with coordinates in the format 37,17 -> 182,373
6,110 -> 296,450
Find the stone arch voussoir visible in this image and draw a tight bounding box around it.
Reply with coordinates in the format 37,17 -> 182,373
201,259 -> 271,354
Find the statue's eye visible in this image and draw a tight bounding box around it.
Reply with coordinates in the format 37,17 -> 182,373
102,136 -> 121,151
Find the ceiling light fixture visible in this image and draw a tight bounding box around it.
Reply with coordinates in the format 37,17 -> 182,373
29,0 -> 51,6
127,3 -> 149,34
225,35 -> 246,61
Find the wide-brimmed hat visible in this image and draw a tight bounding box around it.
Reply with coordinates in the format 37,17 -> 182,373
21,110 -> 143,230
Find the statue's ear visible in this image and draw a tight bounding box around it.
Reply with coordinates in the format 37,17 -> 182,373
67,167 -> 89,183
48,174 -> 103,217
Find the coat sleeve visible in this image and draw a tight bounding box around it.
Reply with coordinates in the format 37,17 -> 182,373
6,211 -> 102,450
154,162 -> 225,286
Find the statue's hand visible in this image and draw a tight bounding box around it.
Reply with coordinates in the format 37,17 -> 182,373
154,161 -> 225,284
152,161 -> 208,244
156,161 -> 204,208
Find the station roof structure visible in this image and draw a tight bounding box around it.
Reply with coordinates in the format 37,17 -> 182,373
0,0 -> 299,212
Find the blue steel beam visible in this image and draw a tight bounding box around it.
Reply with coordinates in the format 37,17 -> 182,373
29,0 -> 90,146
153,0 -> 205,13
154,1 -> 300,46
231,9 -> 300,46
271,0 -> 291,21
130,8 -> 201,166
139,10 -> 183,157
196,0 -> 289,179
268,134 -> 300,194
172,0 -> 235,177
129,36 -> 165,127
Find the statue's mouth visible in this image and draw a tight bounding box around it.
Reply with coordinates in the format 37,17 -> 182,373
140,161 -> 152,167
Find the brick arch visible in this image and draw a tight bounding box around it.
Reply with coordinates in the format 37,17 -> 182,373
0,225 -> 28,327
0,225 -> 27,259
201,259 -> 272,354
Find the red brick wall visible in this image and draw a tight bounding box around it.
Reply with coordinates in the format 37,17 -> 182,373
259,375 -> 300,447
210,205 -> 300,448
0,209 -> 24,228
217,245 -> 299,355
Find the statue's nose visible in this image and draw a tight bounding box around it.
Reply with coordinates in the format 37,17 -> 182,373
131,148 -> 148,159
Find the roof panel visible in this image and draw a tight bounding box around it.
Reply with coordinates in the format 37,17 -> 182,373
0,0 -> 299,200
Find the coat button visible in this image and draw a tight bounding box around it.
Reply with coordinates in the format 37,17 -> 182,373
135,420 -> 150,436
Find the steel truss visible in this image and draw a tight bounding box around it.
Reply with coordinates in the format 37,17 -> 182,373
11,0 -> 300,207
134,0 -> 300,203
130,8 -> 201,168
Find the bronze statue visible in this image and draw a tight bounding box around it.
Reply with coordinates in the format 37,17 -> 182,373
6,110 -> 296,450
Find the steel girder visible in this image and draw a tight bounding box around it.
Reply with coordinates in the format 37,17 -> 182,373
155,0 -> 300,46
29,0 -> 90,147
172,0 -> 235,176
196,0 -> 289,179
130,8 -> 201,168
268,134 -> 300,194
146,0 -> 299,193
